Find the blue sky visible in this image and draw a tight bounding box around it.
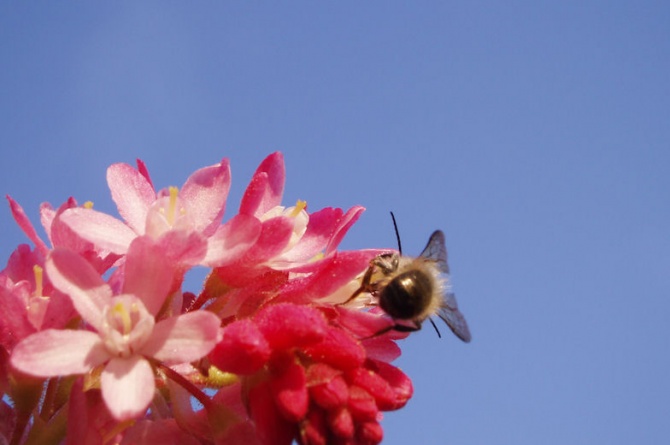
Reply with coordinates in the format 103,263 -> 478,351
2,2 -> 669,444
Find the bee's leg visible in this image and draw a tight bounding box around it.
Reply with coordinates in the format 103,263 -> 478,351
361,319 -> 423,341
390,320 -> 422,333
362,318 -> 442,340
337,264 -> 375,306
387,319 -> 441,338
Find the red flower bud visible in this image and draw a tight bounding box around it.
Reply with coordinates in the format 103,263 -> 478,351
209,319 -> 270,375
257,304 -> 328,350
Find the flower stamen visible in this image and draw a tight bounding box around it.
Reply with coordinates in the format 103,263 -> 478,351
111,301 -> 133,335
167,186 -> 180,226
289,200 -> 307,217
33,265 -> 43,297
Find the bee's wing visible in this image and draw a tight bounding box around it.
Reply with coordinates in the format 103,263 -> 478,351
419,230 -> 449,274
422,230 -> 470,341
437,292 -> 472,343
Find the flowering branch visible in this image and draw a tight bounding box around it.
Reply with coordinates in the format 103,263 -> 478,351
0,152 -> 467,445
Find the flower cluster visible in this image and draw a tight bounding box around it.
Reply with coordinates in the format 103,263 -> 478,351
1,153 -> 413,445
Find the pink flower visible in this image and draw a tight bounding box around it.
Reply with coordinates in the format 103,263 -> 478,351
210,152 -> 366,287
6,195 -> 120,273
56,159 -> 235,267
10,244 -> 220,420
0,244 -> 75,351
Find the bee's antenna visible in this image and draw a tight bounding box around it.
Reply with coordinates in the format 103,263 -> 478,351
390,211 -> 402,254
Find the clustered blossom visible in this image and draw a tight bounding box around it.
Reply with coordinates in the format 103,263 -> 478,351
0,152 -> 414,445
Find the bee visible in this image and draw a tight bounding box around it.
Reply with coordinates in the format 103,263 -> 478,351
348,214 -> 471,342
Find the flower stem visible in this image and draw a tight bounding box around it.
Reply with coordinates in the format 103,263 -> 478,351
154,361 -> 213,412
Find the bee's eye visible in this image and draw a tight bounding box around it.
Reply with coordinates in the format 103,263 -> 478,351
379,270 -> 433,320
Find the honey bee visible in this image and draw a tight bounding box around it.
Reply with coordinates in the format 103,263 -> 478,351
348,215 -> 471,342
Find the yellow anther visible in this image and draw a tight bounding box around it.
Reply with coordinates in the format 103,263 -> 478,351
207,365 -> 239,387
311,252 -> 325,262
112,302 -> 132,335
33,265 -> 43,296
289,200 -> 307,217
167,186 -> 179,225
83,201 -> 94,209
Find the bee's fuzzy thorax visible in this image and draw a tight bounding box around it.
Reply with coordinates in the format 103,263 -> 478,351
398,257 -> 449,321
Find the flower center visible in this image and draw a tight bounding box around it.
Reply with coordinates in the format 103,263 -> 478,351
26,265 -> 49,329
166,186 -> 180,226
145,186 -> 191,237
109,301 -> 136,336
101,296 -> 154,357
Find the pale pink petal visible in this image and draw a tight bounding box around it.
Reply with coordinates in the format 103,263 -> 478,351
46,248 -> 112,330
101,356 -> 155,420
40,290 -> 76,331
10,329 -> 108,377
58,208 -> 137,254
107,163 -> 156,234
165,380 -> 211,439
50,205 -> 114,265
157,231 -> 208,267
6,196 -> 49,255
180,159 -> 231,236
39,202 -> 57,244
239,152 -> 285,217
202,214 -> 261,266
122,237 -> 175,315
40,198 -> 77,247
141,311 -> 220,364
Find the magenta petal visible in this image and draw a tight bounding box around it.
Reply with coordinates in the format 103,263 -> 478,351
278,207 -> 343,263
326,205 -> 365,254
6,195 -> 49,255
46,249 -> 112,330
1,243 -> 42,287
142,311 -> 220,364
135,159 -> 155,189
107,163 -> 156,234
0,286 -> 35,350
278,250 -> 379,304
239,152 -> 285,217
101,356 -> 155,420
202,214 -> 261,266
58,208 -> 137,254
122,237 -> 175,315
242,216 -> 295,264
10,329 -> 108,377
180,159 -> 231,236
